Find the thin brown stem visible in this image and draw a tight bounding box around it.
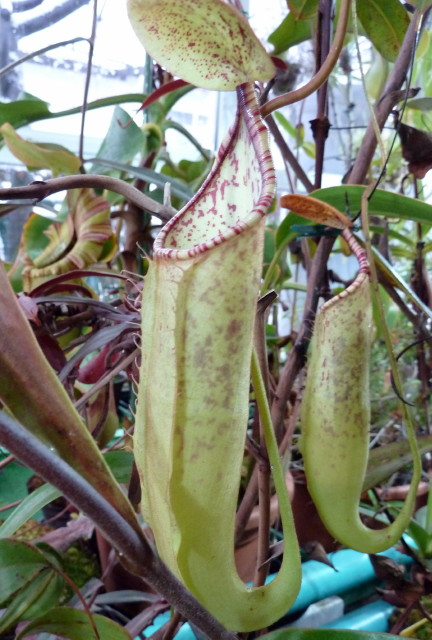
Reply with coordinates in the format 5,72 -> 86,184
313,0 -> 332,189
0,453 -> 14,470
261,0 -> 350,117
271,235 -> 335,433
348,9 -> 422,184
79,0 -> 98,161
0,411 -> 238,640
0,175 -> 176,221
266,115 -> 314,193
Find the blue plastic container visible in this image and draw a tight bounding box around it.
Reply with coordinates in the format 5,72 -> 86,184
137,544 -> 411,638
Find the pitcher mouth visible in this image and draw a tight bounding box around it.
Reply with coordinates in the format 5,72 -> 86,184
153,84 -> 275,261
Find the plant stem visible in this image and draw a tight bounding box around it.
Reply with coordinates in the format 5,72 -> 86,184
0,411 -> 238,640
270,235 -> 335,432
79,0 -> 98,162
360,184 -> 422,528
265,115 -> 314,193
0,37 -> 89,79
0,174 -> 176,221
252,298 -> 275,588
260,0 -> 350,117
348,8 -> 422,184
250,348 -> 298,576
312,0 -> 332,190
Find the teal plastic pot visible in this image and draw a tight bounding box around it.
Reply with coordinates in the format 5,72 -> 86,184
137,544 -> 411,638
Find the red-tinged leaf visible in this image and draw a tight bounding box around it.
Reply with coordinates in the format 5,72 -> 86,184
127,0 -> 275,90
35,332 -> 68,373
16,607 -> 132,640
141,78 -> 190,111
0,261 -> 140,534
29,269 -> 127,297
77,344 -> 122,384
17,293 -> 40,325
270,55 -> 289,71
86,385 -> 119,447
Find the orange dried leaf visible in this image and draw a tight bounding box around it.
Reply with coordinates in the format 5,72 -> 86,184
280,194 -> 352,229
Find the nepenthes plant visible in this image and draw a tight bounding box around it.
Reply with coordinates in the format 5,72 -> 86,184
129,0 -> 304,631
134,82 -> 302,631
281,195 -> 422,555
0,0 -> 430,638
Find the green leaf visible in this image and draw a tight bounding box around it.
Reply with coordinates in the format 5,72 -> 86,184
87,158 -> 195,201
0,568 -> 63,633
163,120 -> 212,161
261,629 -> 404,639
0,123 -> 81,175
103,450 -> 134,484
311,185 -> 432,225
356,0 -> 410,63
0,93 -> 147,138
413,505 -> 432,536
0,540 -> 64,633
274,111 -> 298,139
160,83 -> 195,117
127,0 -> 275,90
0,96 -> 52,131
90,106 -> 145,175
363,436 -> 432,491
0,539 -> 48,604
16,607 -> 132,640
406,96 -> 432,111
0,484 -> 61,538
288,0 -> 319,20
268,12 -> 313,54
406,516 -> 431,554
371,246 -> 432,321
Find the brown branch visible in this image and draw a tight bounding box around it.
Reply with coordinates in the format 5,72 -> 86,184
313,0 -> 332,189
0,174 -> 177,221
266,115 -> 314,193
0,411 -> 238,640
348,9 -> 422,184
78,0 -> 97,161
260,0 -> 351,117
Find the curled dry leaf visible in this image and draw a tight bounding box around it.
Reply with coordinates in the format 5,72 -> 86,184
127,0 -> 275,90
396,119 -> 432,179
280,193 -> 353,229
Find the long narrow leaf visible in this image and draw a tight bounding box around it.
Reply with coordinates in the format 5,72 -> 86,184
0,484 -> 61,538
364,436 -> 432,491
0,94 -> 146,136
85,158 -> 194,201
16,607 -> 131,640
